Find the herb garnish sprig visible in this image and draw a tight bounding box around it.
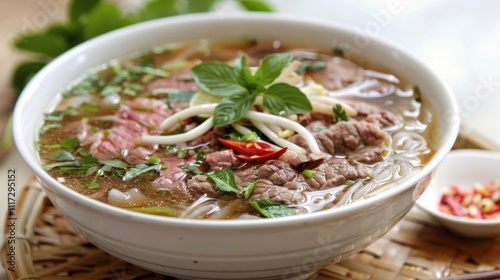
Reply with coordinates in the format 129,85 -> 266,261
181,162 -> 296,218
191,53 -> 312,127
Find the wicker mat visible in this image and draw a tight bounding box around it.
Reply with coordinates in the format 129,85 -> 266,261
2,178 -> 500,280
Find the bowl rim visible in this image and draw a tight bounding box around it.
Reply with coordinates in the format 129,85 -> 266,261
13,12 -> 460,229
416,149 -> 500,226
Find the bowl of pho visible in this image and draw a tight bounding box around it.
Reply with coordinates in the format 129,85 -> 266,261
14,13 -> 459,279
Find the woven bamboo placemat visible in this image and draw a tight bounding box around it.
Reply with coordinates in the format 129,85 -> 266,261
2,132 -> 500,280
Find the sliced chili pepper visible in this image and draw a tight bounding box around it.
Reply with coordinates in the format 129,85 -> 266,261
234,147 -> 288,163
218,138 -> 274,155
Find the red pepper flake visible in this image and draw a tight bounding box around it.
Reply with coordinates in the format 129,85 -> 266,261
439,181 -> 500,220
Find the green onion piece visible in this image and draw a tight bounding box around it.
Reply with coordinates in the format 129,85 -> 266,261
302,169 -> 316,179
345,179 -> 354,187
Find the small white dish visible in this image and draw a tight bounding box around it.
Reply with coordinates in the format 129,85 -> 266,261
417,149 -> 500,238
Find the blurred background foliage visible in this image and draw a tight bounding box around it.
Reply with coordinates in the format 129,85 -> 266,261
12,0 -> 273,98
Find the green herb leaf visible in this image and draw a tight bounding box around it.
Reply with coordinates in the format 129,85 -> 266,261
263,83 -> 312,115
254,53 -> 292,86
131,206 -> 175,216
248,199 -> 296,218
234,55 -> 259,92
87,181 -> 100,189
80,102 -> 99,113
237,0 -> 273,11
40,123 -> 61,135
98,159 -> 129,169
70,0 -> 102,24
44,111 -> 66,122
43,161 -> 80,171
123,163 -> 162,181
295,61 -> 326,74
213,93 -> 256,127
83,2 -> 136,40
333,104 -> 348,122
50,150 -> 76,161
191,62 -> 246,97
166,90 -> 197,103
139,0 -> 178,20
205,169 -> 241,194
132,106 -> 156,113
243,181 -> 257,199
14,32 -> 68,57
60,137 -> 80,151
12,62 -> 47,96
183,0 -> 218,13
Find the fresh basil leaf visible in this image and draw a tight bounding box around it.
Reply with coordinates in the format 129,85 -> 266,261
12,61 -> 47,96
139,0 -> 178,20
14,32 -> 68,57
248,199 -> 296,218
234,55 -> 266,94
213,93 -> 255,127
123,163 -> 162,181
237,0 -> 273,11
70,0 -> 101,24
333,104 -> 348,122
243,181 -> 257,199
294,61 -> 326,74
263,83 -> 312,115
205,169 -> 241,194
191,62 -> 246,97
131,206 -> 175,216
254,53 -> 292,86
50,150 -> 76,161
43,161 -> 80,171
98,159 -> 129,169
60,137 -> 80,151
234,55 -> 254,88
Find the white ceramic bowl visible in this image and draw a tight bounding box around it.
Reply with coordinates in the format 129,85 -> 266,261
14,13 -> 459,279
416,150 -> 500,239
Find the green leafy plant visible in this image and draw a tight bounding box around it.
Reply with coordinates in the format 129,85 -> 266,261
191,53 -> 312,127
11,0 -> 273,98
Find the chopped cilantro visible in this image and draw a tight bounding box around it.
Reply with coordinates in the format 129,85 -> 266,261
333,104 -> 348,122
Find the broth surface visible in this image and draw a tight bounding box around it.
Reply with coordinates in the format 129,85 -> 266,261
38,40 -> 433,219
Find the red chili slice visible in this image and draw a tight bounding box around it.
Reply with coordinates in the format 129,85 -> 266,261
217,138 -> 275,155
234,147 -> 288,163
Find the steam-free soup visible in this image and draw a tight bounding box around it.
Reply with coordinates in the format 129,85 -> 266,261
38,40 -> 433,219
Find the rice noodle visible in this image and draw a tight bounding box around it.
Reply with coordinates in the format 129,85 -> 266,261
245,110 -> 321,154
307,95 -> 357,116
251,120 -> 307,154
141,117 -> 214,144
159,104 -> 216,130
